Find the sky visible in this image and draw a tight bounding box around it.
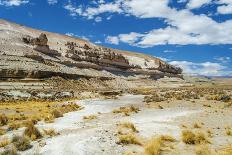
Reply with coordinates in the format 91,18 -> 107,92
0,0 -> 232,76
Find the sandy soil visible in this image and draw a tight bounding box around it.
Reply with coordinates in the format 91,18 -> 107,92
18,94 -> 214,155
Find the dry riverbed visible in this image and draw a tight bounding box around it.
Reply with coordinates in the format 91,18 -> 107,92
1,89 -> 232,155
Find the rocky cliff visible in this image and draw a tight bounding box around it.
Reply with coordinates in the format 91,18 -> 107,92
0,19 -> 182,80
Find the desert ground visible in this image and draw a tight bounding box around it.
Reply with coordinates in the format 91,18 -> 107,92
0,77 -> 232,155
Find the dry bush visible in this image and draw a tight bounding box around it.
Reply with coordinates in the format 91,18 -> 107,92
226,129 -> 232,136
193,123 -> 202,128
51,109 -> 63,118
160,135 -> 176,142
182,130 -> 210,145
0,128 -> 6,135
118,133 -> 141,145
0,137 -> 10,148
12,135 -> 32,151
1,146 -> 18,155
143,135 -> 176,155
195,145 -> 213,155
8,122 -> 21,131
217,145 -> 232,155
144,137 -> 162,155
83,115 -> 97,120
23,121 -> 42,140
43,129 -> 58,137
0,114 -> 8,126
118,122 -> 138,133
113,106 -> 139,116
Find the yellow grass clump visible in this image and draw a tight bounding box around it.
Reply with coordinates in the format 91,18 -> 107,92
83,115 -> 97,121
23,121 -> 42,140
144,137 -> 162,155
113,106 -> 139,116
118,133 -> 141,145
43,129 -> 58,137
0,137 -> 10,148
12,135 -> 32,151
0,114 -> 8,126
182,130 -> 210,145
118,122 -> 138,133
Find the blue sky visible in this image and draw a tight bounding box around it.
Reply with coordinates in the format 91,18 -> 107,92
0,0 -> 232,76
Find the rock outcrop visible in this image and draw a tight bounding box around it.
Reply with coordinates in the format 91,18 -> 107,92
0,19 -> 182,80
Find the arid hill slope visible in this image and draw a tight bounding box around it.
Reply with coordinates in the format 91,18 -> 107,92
0,19 -> 182,80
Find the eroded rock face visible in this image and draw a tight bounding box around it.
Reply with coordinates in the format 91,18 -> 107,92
65,41 -> 130,69
0,19 -> 182,80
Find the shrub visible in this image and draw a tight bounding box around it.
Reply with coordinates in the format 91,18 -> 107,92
0,114 -> 8,126
24,122 -> 42,140
0,137 -> 10,148
43,129 -> 57,137
118,122 -> 138,133
83,115 -> 97,120
144,137 -> 162,155
8,122 -> 21,131
118,133 -> 141,145
182,130 -> 210,145
51,109 -> 63,118
226,129 -> 232,136
193,123 -> 202,128
195,145 -> 212,155
12,135 -> 32,151
1,146 -> 18,155
0,128 -> 6,135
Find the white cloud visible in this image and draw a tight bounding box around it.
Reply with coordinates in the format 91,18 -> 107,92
105,36 -> 119,45
47,0 -> 57,5
64,3 -> 82,17
163,50 -> 176,53
0,0 -> 29,6
187,0 -> 211,9
95,16 -> 102,22
214,56 -> 231,63
63,0 -> 232,47
103,1 -> 232,47
216,0 -> 232,14
65,32 -> 90,41
95,40 -> 102,44
169,61 -> 227,76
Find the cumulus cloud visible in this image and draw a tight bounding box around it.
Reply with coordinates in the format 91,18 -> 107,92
0,0 -> 29,6
186,0 -> 211,9
105,36 -> 119,45
169,61 -> 227,76
63,0 -> 232,47
214,56 -> 231,63
217,0 -> 232,14
47,0 -> 57,5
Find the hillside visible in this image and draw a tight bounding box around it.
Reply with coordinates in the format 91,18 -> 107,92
0,19 -> 182,80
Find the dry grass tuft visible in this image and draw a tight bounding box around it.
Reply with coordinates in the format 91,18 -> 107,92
1,146 -> 18,155
118,122 -> 138,133
0,137 -> 10,148
43,129 -> 58,137
160,135 -> 176,142
83,115 -> 97,121
225,128 -> 232,136
182,130 -> 210,145
113,106 -> 139,116
23,121 -> 42,140
144,137 -> 162,155
12,135 -> 32,151
51,109 -> 63,118
0,128 -> 6,135
0,114 -> 8,126
195,145 -> 213,155
8,122 -> 21,131
193,123 -> 202,128
118,133 -> 141,145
